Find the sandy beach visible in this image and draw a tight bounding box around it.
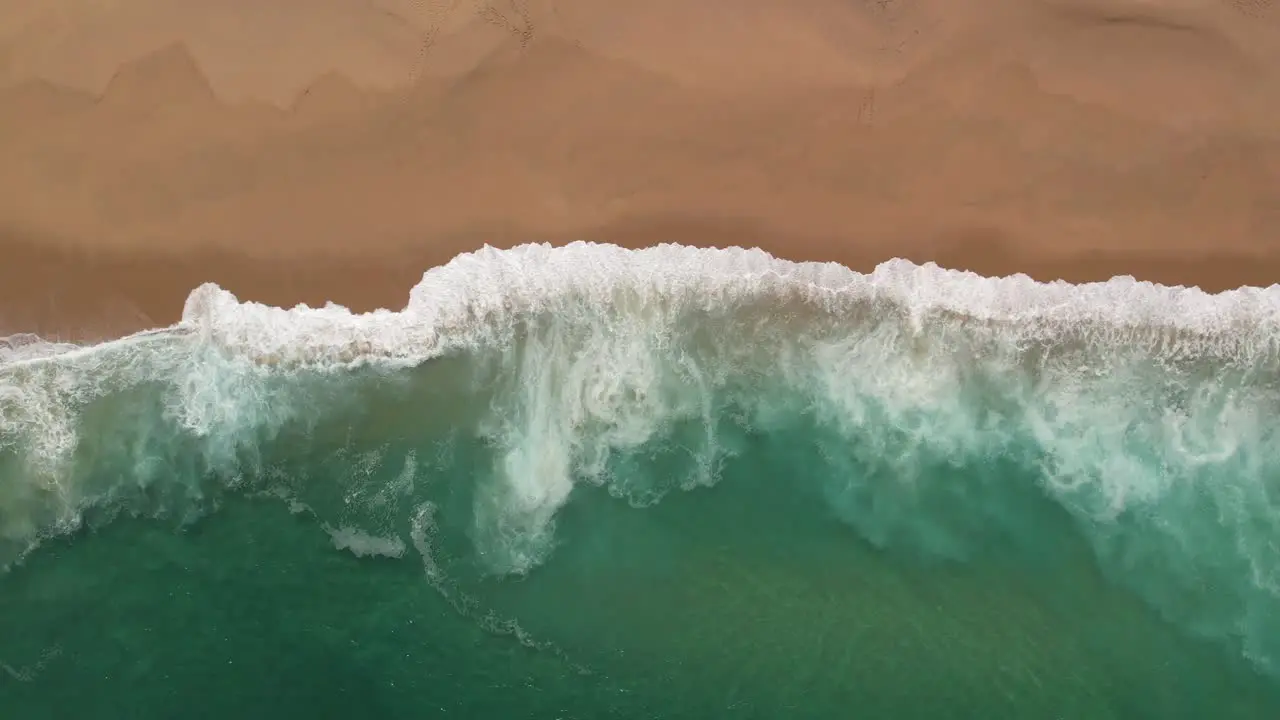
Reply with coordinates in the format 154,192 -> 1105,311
2,0 -> 1279,340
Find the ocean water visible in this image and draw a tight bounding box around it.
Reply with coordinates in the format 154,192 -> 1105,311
2,241 -> 1280,719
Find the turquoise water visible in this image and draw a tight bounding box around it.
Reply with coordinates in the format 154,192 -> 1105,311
3,243 -> 1280,718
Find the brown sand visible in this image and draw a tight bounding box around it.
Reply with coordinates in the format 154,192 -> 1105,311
2,0 -> 1280,342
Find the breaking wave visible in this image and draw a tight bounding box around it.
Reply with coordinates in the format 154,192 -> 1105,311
2,241 -> 1280,675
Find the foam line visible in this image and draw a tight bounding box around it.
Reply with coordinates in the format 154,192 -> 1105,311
164,242 -> 1280,369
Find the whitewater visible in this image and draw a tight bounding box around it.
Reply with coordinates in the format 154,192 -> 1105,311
3,241 -> 1280,717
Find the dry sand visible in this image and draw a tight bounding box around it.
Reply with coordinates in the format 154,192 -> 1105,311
2,0 -> 1279,341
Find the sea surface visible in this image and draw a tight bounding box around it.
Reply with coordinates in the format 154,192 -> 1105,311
2,242 -> 1280,719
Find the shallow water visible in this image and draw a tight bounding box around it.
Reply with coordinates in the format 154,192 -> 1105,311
2,242 -> 1280,718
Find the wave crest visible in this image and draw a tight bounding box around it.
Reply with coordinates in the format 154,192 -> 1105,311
175,241 -> 1280,368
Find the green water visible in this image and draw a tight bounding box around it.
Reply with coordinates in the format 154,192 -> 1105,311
3,467 -> 1278,718
4,245 -> 1280,717
2,384 -> 1279,719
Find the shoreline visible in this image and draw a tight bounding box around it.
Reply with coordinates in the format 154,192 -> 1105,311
5,222 -> 1280,345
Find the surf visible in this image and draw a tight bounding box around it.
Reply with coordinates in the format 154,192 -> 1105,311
2,240 -> 1280,688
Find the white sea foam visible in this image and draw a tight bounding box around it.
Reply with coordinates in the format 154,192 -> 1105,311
1,242 -> 1275,378
173,241 -> 1280,369
325,525 -> 408,559
2,241 -> 1278,558
4,242 -> 1280,522
2,241 -> 1280,668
